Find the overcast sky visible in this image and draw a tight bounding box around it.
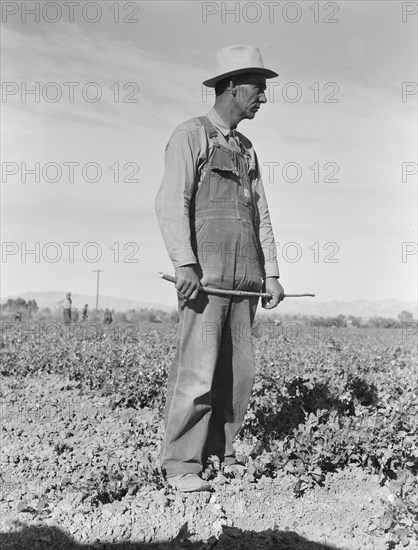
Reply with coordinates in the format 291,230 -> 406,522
1,0 -> 417,307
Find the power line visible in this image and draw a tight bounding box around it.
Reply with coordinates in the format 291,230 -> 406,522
92,270 -> 103,310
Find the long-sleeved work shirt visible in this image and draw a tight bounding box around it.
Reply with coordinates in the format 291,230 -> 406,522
155,107 -> 280,279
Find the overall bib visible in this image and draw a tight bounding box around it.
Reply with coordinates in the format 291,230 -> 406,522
160,117 -> 264,478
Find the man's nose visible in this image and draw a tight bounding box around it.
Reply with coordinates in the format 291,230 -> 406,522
259,92 -> 267,103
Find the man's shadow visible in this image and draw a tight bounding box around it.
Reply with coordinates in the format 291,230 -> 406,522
0,522 -> 346,549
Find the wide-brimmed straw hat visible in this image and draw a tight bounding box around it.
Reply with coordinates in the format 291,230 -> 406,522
203,45 -> 278,88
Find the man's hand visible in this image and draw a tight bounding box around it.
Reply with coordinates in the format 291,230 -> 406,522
175,265 -> 201,301
262,277 -> 284,309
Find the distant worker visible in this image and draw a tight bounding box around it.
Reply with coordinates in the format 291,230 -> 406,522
14,311 -> 22,322
104,308 -> 113,325
63,292 -> 72,324
81,304 -> 88,321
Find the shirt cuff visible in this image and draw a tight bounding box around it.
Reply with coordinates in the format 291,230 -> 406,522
264,262 -> 280,279
172,256 -> 197,269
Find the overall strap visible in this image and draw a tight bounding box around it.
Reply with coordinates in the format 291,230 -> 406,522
197,116 -> 219,143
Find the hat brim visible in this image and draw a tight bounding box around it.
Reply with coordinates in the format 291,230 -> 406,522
203,67 -> 278,88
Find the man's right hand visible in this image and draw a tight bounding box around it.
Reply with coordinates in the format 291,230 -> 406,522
174,265 -> 201,301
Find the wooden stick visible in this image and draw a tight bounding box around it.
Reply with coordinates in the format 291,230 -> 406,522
158,272 -> 315,299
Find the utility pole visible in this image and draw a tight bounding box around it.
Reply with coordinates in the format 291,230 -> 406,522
92,270 -> 103,310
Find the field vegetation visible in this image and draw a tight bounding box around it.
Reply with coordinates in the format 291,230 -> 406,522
1,305 -> 417,548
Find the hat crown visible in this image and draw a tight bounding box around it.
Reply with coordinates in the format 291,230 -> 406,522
203,44 -> 278,87
214,45 -> 266,76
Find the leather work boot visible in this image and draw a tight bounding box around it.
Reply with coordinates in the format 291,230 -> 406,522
167,473 -> 212,493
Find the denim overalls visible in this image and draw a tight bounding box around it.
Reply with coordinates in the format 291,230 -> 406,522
160,117 -> 264,478
191,116 -> 264,293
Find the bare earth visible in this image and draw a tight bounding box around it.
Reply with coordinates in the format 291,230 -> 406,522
1,374 -> 415,550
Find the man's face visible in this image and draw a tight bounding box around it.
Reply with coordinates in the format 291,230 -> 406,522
233,74 -> 268,119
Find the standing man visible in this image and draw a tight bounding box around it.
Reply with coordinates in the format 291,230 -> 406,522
63,292 -> 72,324
81,304 -> 88,321
104,308 -> 113,325
155,45 -> 284,492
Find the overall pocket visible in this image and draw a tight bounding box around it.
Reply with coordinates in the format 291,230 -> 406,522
208,157 -> 251,207
195,218 -> 211,245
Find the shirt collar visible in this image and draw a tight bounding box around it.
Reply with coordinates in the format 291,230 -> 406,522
206,108 -> 236,137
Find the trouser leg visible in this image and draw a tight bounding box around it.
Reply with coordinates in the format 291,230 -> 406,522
204,296 -> 259,465
160,292 -> 230,479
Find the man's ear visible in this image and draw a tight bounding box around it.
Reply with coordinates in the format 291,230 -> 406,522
230,78 -> 237,96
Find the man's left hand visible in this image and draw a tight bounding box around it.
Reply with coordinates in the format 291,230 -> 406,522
262,277 -> 284,309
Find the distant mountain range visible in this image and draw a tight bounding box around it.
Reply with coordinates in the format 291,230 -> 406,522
276,298 -> 417,319
1,291 -> 417,319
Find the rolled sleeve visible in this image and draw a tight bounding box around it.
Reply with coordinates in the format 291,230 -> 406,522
155,128 -> 200,268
